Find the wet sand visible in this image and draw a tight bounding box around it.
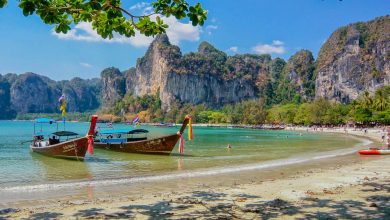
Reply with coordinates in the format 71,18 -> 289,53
1,128 -> 389,219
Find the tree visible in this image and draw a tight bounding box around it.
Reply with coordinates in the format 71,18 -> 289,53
323,102 -> 349,125
293,103 -> 311,125
352,107 -> 372,124
0,0 -> 207,39
373,88 -> 389,111
309,98 -> 330,124
360,90 -> 373,109
267,103 -> 297,124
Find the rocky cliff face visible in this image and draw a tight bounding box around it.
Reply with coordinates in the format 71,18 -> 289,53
10,73 -> 61,113
0,75 -> 16,119
101,67 -> 126,109
0,73 -> 101,118
62,77 -> 101,112
123,34 -> 274,110
278,50 -> 316,101
130,34 -> 181,100
108,14 -> 389,112
316,15 -> 390,103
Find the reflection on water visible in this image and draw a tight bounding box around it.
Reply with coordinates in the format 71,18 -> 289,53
0,121 -> 366,189
178,157 -> 184,171
86,185 -> 95,200
31,153 -> 92,181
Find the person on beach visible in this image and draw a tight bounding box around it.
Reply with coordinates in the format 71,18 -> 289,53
381,129 -> 386,143
387,128 -> 390,149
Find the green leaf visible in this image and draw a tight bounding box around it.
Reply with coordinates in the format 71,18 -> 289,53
54,22 -> 71,33
19,0 -> 36,16
0,0 -> 7,8
9,0 -> 207,40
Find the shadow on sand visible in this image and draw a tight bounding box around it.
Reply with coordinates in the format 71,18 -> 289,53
10,180 -> 390,219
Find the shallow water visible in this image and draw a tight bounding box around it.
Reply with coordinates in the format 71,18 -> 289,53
0,120 -> 366,193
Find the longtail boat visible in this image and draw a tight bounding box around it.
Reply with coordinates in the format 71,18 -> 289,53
93,116 -> 191,155
30,115 -> 98,160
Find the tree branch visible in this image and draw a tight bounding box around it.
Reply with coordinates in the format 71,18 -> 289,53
112,5 -> 159,19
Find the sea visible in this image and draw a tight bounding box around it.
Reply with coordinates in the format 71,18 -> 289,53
0,120 -> 371,206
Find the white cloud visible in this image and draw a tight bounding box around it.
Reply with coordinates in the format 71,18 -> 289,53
272,40 -> 284,46
80,62 -> 92,68
159,16 -> 200,45
143,6 -> 154,15
228,46 -> 238,53
206,25 -> 218,30
52,16 -> 201,47
129,2 -> 153,15
205,25 -> 218,35
53,22 -> 153,47
130,2 -> 149,10
252,40 -> 286,55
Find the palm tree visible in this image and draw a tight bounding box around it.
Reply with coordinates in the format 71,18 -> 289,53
373,89 -> 389,111
360,90 -> 373,109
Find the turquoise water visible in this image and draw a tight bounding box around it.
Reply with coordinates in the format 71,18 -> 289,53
0,120 -> 364,190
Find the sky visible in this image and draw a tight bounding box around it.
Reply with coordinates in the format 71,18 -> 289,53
0,0 -> 389,80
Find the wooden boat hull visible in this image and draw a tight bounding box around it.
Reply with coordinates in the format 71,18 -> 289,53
359,148 -> 390,155
30,137 -> 89,160
93,134 -> 180,155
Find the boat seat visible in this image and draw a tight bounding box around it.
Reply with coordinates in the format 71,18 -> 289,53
127,137 -> 147,141
49,138 -> 60,145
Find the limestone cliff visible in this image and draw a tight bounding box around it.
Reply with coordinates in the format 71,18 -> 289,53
10,73 -> 61,113
125,34 -> 272,110
130,34 -> 181,99
316,16 -> 390,103
0,73 -> 101,117
62,77 -> 101,112
277,50 -> 316,102
0,75 -> 16,119
101,67 -> 126,109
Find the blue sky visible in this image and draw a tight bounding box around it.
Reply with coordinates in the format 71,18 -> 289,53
0,0 -> 389,80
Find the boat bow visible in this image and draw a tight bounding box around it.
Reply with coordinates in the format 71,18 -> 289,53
178,115 -> 191,134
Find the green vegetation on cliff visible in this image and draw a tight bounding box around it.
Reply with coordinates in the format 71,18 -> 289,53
107,86 -> 389,125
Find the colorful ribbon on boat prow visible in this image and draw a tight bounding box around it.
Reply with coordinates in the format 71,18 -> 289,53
87,115 -> 98,155
177,115 -> 194,154
87,135 -> 94,155
177,131 -> 185,154
58,95 -> 67,117
187,116 -> 193,141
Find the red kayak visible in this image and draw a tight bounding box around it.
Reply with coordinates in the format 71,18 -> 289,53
358,148 -> 390,155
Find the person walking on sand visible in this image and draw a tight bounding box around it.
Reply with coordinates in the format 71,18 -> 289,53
387,128 -> 390,149
382,131 -> 386,142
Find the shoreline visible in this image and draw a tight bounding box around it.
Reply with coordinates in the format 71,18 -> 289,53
2,128 -> 390,219
287,126 -> 385,143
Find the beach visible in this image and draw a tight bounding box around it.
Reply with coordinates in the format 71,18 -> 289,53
0,127 -> 388,219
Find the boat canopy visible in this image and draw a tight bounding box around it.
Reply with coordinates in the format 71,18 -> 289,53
35,118 -> 56,124
99,129 -> 149,135
51,131 -> 79,136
